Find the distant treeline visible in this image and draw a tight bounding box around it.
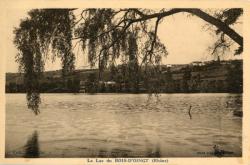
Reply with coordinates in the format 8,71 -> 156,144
6,59 -> 243,93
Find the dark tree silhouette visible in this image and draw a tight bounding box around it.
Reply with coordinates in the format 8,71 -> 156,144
13,8 -> 243,114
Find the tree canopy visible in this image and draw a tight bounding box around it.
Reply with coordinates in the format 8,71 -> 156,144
13,8 -> 243,114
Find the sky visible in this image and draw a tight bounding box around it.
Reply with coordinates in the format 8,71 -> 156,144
5,8 -> 242,73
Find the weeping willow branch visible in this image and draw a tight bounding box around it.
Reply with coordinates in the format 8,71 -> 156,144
13,8 -> 243,114
14,9 -> 75,114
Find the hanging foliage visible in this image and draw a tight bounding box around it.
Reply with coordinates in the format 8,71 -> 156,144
14,8 -> 243,114
14,9 -> 75,114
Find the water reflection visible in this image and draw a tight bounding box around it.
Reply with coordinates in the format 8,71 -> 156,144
24,131 -> 40,158
225,94 -> 242,108
6,94 -> 242,157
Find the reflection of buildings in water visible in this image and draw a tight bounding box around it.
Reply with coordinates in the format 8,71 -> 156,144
24,130 -> 40,158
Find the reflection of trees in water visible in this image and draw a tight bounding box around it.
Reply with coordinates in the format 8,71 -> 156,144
24,131 -> 40,158
225,94 -> 242,109
234,95 -> 242,106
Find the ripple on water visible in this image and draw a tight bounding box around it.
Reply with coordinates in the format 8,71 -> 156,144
6,93 -> 242,157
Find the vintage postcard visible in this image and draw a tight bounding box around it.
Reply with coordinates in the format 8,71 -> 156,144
0,0 -> 249,165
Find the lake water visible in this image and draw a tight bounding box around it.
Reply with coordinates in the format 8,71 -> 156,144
5,93 -> 242,157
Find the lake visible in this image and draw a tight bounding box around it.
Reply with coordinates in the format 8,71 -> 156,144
5,93 -> 242,157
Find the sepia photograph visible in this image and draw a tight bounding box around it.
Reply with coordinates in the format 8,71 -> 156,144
1,2 -> 247,163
